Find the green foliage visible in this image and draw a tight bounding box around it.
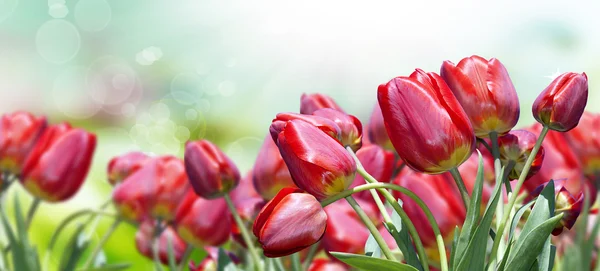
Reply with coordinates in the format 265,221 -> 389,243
331,252 -> 419,271
385,204 -> 423,270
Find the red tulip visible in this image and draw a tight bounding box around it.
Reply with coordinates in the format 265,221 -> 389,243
273,120 -> 356,200
0,111 -> 47,175
532,72 -> 588,132
185,140 -> 240,199
565,112 -> 600,177
253,188 -> 327,257
440,56 -> 519,137
392,170 -> 466,246
308,258 -> 348,271
175,190 -> 232,247
112,156 -> 189,222
252,135 -> 297,200
312,108 -> 363,151
378,69 -> 475,174
107,151 -> 150,186
530,180 -> 584,235
135,220 -> 188,265
348,145 -> 395,203
322,200 -> 371,255
20,123 -> 96,202
270,112 -> 341,144
366,103 -> 394,151
300,93 -> 344,115
498,130 -> 545,181
189,247 -> 240,271
457,152 -> 494,204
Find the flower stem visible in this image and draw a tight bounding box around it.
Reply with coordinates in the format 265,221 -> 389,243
449,167 -> 470,210
178,246 -> 194,271
83,217 -> 122,269
302,243 -> 320,270
224,194 -> 263,271
345,196 -> 395,260
291,252 -> 302,271
24,197 -> 41,231
489,125 -> 549,264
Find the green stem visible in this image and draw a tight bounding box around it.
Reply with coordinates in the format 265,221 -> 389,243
274,257 -> 286,271
24,197 -> 41,231
224,194 -> 263,271
449,167 -> 470,210
302,243 -> 319,270
489,125 -> 549,264
345,196 -> 395,260
82,218 -> 122,269
178,246 -> 194,271
291,252 -> 302,271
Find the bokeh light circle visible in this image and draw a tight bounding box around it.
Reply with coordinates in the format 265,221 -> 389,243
170,72 -> 203,105
87,56 -> 140,107
48,3 -> 69,19
225,137 -> 263,172
74,0 -> 111,32
0,0 -> 18,24
36,19 -> 81,64
53,66 -> 101,119
218,80 -> 236,97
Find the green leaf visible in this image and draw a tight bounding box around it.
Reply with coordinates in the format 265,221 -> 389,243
59,223 -> 90,271
166,234 -> 178,271
496,239 -> 513,271
509,201 -> 535,239
536,238 -> 553,271
365,232 -> 382,258
217,248 -> 237,271
77,263 -> 131,271
331,252 -> 419,271
505,214 -> 563,271
386,201 -> 422,270
449,226 -> 459,269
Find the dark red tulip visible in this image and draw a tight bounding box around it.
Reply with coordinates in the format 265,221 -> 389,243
367,103 -> 394,151
532,72 -> 588,132
252,135 -> 297,200
300,93 -> 344,115
189,247 -> 240,271
392,170 -> 466,246
174,190 -> 232,247
322,200 -> 371,255
253,187 -> 327,257
530,180 -> 584,235
135,220 -> 188,265
20,123 -> 96,202
349,145 -> 395,203
312,108 -> 363,151
274,120 -> 356,200
378,69 -> 476,174
498,130 -> 545,181
270,112 -> 341,144
440,56 -> 520,137
0,111 -> 47,175
185,140 -> 240,199
112,156 -> 189,222
565,112 -> 600,177
107,151 -> 150,186
308,258 -> 348,271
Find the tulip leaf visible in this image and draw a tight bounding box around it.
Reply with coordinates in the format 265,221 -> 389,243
509,201 -> 535,239
59,223 -> 90,271
331,252 -> 419,271
0,196 -> 41,271
364,232 -> 382,258
505,214 -> 563,271
77,263 -> 132,270
217,248 -> 238,271
449,226 -> 459,269
496,239 -> 513,271
386,200 -> 422,270
166,234 -> 178,271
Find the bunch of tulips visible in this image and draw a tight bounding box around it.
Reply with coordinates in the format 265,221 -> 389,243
0,55 -> 599,271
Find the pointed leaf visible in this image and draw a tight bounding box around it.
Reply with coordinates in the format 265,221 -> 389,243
59,223 -> 89,271
496,239 -> 513,271
331,252 -> 419,271
387,204 -> 422,270
78,263 -> 131,271
536,237 -> 552,271
449,226 -> 459,269
364,232 -> 382,258
510,201 -> 535,239
505,214 -> 563,270
217,248 -> 238,271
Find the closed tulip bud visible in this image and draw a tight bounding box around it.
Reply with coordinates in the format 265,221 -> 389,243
20,123 -> 96,202
532,72 -> 588,132
378,69 -> 475,174
441,56 -> 520,137
0,111 -> 47,175
367,103 -> 394,151
253,135 -> 297,200
185,140 -> 240,199
565,112 -> 600,177
313,108 -> 363,151
189,247 -> 240,271
300,93 -> 344,115
253,188 -> 327,257
498,130 -> 545,181
322,200 -> 372,255
112,156 -> 189,222
107,151 -> 149,186
349,145 -> 395,203
135,220 -> 188,265
270,112 -> 341,144
530,180 -> 584,235
175,190 -> 232,247
275,120 -> 356,200
308,258 -> 348,271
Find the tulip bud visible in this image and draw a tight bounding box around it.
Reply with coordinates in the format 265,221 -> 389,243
565,112 -> 600,177
270,112 -> 341,144
20,123 -> 96,202
253,135 -> 297,200
348,145 -> 395,203
322,200 -> 372,255
253,187 -> 327,257
274,120 -> 356,200
135,220 -> 188,265
532,72 -> 588,132
174,190 -> 232,247
185,140 -> 240,199
189,247 -> 240,271
441,56 -> 520,137
498,130 -> 545,181
530,180 -> 584,235
378,69 -> 476,174
300,93 -> 344,115
308,258 -> 348,271
107,151 -> 149,186
313,108 -> 363,151
367,103 -> 394,151
0,111 -> 47,175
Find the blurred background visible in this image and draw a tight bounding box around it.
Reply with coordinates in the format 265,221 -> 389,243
0,0 -> 598,269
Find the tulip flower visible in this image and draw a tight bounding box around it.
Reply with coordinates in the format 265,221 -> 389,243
300,93 -> 344,115
270,112 -> 341,144
273,120 -> 356,200
313,108 -> 363,151
366,103 -> 394,151
378,69 -> 475,174
532,72 -> 588,132
498,130 -> 545,181
440,56 -> 520,137
530,180 -> 584,235
0,111 -> 47,175
253,187 -> 327,257
107,151 -> 149,185
189,247 -> 240,271
322,200 -> 371,255
20,123 -> 96,202
135,220 -> 188,265
565,112 -> 600,177
348,145 -> 395,203
175,190 -> 232,247
457,152 -> 494,204
252,135 -> 297,200
112,156 -> 189,222
308,258 -> 348,271
185,140 -> 240,199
